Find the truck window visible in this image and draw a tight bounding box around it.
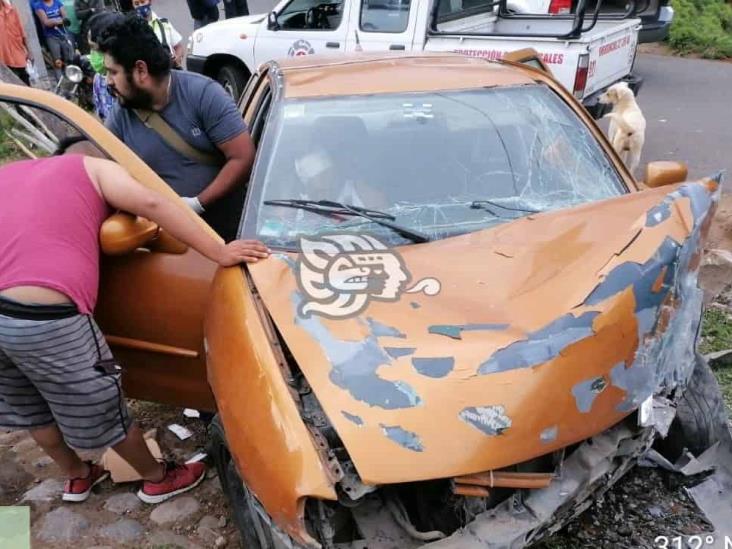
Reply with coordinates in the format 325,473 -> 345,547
277,0 -> 344,30
360,0 -> 411,33
434,0 -> 498,24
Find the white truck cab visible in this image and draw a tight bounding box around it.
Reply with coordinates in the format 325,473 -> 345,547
186,0 -> 643,117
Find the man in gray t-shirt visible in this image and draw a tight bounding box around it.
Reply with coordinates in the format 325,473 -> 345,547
100,15 -> 254,241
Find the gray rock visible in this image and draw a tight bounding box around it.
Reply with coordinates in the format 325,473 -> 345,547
217,515 -> 227,528
150,496 -> 200,525
22,478 -> 64,502
99,519 -> 144,542
215,536 -> 227,548
647,505 -> 665,518
197,526 -> 219,545
147,530 -> 204,549
104,492 -> 142,514
0,430 -> 29,446
198,515 -> 219,530
37,507 -> 90,542
11,438 -> 37,454
33,456 -> 54,468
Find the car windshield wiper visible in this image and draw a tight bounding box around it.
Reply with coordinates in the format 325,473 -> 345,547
263,199 -> 430,243
470,199 -> 540,217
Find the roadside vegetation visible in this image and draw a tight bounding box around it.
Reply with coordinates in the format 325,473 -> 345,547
699,306 -> 732,414
669,0 -> 732,58
0,112 -> 24,163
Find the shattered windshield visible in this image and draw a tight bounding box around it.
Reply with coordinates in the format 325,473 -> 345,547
242,85 -> 626,248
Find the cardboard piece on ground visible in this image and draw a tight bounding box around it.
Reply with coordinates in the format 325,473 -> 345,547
101,435 -> 162,483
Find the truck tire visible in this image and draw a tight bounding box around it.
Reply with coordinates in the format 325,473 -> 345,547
216,64 -> 247,100
661,354 -> 730,459
208,416 -> 278,548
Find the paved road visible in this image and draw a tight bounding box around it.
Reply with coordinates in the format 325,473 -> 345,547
156,0 -> 732,182
631,54 -> 732,182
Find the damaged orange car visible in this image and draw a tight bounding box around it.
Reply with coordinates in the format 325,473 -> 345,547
0,52 -> 728,548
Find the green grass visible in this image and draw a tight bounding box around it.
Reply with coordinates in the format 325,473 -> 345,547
0,112 -> 25,164
669,0 -> 732,59
699,306 -> 732,414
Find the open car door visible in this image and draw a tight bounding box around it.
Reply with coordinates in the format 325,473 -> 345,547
0,82 -> 217,411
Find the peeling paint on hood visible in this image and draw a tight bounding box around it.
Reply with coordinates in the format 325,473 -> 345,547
249,178 -> 720,484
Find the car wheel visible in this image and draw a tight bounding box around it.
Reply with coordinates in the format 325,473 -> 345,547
216,64 -> 247,100
208,415 -> 277,548
661,354 -> 730,459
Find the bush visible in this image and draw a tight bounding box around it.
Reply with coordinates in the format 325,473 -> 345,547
669,0 -> 732,58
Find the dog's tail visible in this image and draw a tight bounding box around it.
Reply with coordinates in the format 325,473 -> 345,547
603,112 -> 635,136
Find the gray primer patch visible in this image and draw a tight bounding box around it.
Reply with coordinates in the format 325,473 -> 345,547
610,360 -> 655,413
459,405 -> 512,436
384,347 -> 416,359
429,323 -> 509,340
380,424 -> 423,452
411,357 -> 455,378
571,376 -> 608,413
293,293 -> 421,409
540,425 -> 558,443
410,302 -> 421,309
342,411 -> 364,426
366,318 -> 406,339
478,312 -> 599,375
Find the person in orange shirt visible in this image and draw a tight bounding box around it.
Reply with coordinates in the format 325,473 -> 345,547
0,0 -> 33,85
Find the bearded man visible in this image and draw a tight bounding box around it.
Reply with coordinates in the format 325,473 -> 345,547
100,15 -> 253,241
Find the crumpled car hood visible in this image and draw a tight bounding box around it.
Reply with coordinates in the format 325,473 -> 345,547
249,179 -> 720,485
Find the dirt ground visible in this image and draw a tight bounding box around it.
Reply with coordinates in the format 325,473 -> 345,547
2,196 -> 732,549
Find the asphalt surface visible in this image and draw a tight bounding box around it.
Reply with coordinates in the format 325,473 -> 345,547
156,0 -> 732,183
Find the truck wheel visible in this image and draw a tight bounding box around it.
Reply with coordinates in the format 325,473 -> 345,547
208,416 -> 277,548
660,354 -> 730,459
216,64 -> 247,100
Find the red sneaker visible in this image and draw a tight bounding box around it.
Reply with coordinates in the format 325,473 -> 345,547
137,461 -> 206,504
62,462 -> 110,502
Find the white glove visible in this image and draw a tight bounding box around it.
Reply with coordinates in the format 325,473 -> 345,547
182,196 -> 205,215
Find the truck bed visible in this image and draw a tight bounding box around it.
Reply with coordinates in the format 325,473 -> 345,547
434,13 -> 639,44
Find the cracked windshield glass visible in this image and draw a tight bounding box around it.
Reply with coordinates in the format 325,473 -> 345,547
245,84 -> 626,248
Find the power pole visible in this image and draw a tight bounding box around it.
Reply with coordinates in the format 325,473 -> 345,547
13,0 -> 49,83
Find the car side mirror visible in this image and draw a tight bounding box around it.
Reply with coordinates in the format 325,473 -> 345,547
101,213 -> 189,255
644,161 -> 689,188
100,213 -> 160,255
267,11 -> 279,30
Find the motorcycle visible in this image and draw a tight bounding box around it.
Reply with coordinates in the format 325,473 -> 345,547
50,53 -> 95,111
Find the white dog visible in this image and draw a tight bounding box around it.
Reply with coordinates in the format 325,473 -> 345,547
599,82 -> 646,173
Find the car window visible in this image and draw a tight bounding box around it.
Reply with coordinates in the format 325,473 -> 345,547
242,85 -> 626,249
361,0 -> 411,33
277,0 -> 344,30
0,99 -> 82,161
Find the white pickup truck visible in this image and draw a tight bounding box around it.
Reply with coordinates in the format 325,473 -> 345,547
186,0 -> 643,117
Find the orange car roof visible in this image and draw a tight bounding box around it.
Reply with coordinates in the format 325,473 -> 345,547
274,52 -> 537,99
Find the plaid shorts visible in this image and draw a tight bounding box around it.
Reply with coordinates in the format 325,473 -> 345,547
0,299 -> 132,450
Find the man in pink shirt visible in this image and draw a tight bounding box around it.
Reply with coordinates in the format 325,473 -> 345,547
0,0 -> 33,85
0,138 -> 269,504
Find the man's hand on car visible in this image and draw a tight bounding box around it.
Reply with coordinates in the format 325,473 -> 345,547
217,240 -> 271,266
